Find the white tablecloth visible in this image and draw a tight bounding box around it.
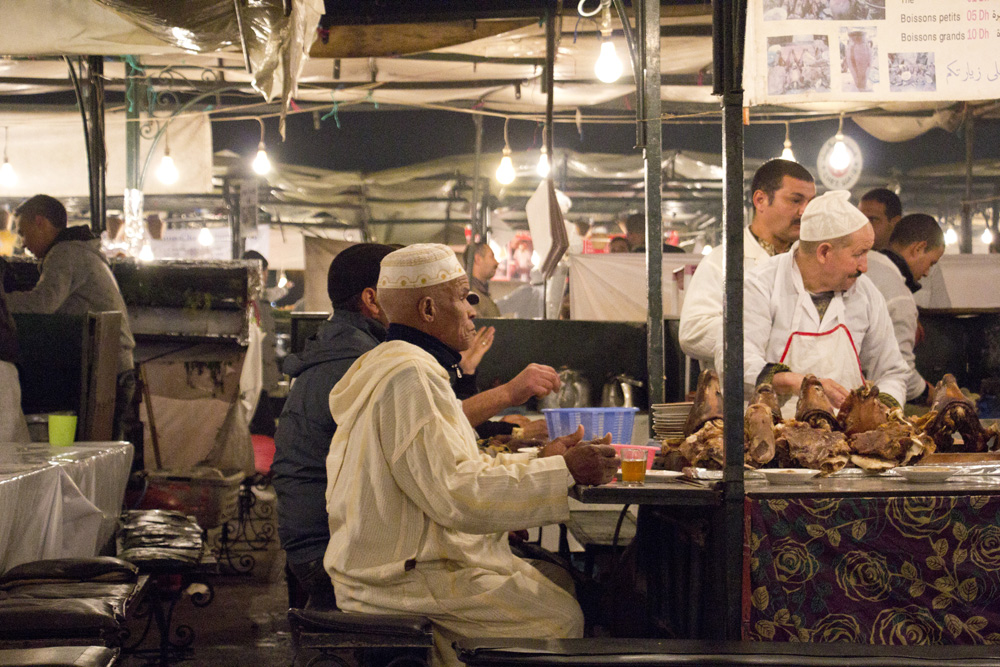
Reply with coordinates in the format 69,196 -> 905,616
0,441 -> 133,574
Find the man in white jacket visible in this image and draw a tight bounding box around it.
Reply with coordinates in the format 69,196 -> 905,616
680,159 -> 815,371
744,191 -> 910,415
864,213 -> 944,405
324,244 -> 619,667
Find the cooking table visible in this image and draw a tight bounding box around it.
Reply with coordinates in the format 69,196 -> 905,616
0,441 -> 133,574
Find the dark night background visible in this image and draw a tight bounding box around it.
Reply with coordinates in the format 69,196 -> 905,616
212,107 -> 1000,178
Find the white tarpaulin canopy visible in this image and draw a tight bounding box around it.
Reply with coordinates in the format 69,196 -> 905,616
568,252 -> 702,321
0,112 -> 213,197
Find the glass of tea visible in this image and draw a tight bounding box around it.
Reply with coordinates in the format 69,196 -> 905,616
620,448 -> 647,486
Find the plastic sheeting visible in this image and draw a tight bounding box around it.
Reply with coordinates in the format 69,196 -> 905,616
95,0 -> 322,113
0,111 -> 212,198
568,253 -> 701,321
0,442 -> 134,574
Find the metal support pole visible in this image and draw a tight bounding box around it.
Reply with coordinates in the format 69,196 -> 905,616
639,0 -> 664,410
713,0 -> 746,642
84,56 -> 106,234
125,59 -> 141,191
961,110 -> 974,254
469,112 -> 484,273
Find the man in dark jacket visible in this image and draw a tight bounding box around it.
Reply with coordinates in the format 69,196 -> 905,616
274,244 -> 561,609
272,243 -> 396,610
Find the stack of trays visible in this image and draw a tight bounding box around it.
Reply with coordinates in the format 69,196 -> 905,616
651,402 -> 693,441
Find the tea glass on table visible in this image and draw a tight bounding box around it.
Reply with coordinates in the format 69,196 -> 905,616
620,448 -> 647,486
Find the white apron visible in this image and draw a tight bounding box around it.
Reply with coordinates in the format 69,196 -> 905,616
775,273 -> 864,419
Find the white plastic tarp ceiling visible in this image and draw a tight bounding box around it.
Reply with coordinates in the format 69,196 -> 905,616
0,111 -> 213,197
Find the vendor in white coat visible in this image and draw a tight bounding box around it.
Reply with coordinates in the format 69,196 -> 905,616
680,159 -> 815,371
864,213 -> 944,405
743,190 -> 910,416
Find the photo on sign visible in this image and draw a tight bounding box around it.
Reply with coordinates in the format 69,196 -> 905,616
763,0 -> 885,21
888,52 -> 936,92
766,35 -> 831,96
839,26 -> 879,92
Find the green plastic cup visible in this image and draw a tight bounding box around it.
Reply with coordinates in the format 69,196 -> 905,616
48,413 -> 77,446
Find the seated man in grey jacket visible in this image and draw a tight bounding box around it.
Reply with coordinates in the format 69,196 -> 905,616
7,195 -> 140,457
864,213 -> 945,405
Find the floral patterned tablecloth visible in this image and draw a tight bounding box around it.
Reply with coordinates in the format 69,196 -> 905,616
744,494 -> 1000,644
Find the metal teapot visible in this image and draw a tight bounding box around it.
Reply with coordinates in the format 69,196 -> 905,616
601,374 -> 644,408
539,367 -> 592,409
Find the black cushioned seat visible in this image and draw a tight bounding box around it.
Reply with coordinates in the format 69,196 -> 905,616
288,608 -> 434,665
288,607 -> 433,642
453,638 -> 1000,666
0,559 -> 146,649
0,559 -> 137,587
0,646 -> 118,667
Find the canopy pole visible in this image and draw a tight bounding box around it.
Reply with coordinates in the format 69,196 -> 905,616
125,58 -> 141,191
638,0 -> 664,409
961,109 -> 974,254
469,112 -> 484,261
713,0 -> 746,641
84,56 -> 106,234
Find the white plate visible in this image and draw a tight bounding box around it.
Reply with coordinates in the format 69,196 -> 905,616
894,466 -> 958,483
646,469 -> 684,482
758,468 -> 821,485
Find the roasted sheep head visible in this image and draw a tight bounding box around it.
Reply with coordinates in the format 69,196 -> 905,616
795,375 -> 839,430
775,421 -> 850,475
750,383 -> 781,424
849,422 -> 935,471
838,382 -> 890,436
922,374 -> 994,452
684,369 -> 723,437
744,403 -> 776,467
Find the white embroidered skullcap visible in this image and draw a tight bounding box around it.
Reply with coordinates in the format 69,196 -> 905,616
799,190 -> 870,242
378,243 -> 466,289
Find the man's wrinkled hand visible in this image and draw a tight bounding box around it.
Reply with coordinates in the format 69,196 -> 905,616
503,363 -> 560,406
519,418 -> 549,440
459,326 -> 495,374
819,377 -> 850,409
563,443 -> 619,486
540,424 -> 584,458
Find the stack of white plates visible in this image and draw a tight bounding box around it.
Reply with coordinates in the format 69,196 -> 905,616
651,402 -> 693,440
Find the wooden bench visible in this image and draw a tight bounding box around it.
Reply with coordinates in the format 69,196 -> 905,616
453,638 -> 1000,666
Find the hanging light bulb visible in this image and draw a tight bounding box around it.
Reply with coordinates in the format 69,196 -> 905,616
496,118 -> 516,185
537,146 -> 550,178
156,124 -> 179,185
138,242 -> 154,262
198,226 -> 214,247
157,153 -> 178,185
701,245 -> 713,256
0,127 -> 17,188
252,118 -> 271,175
277,269 -> 288,289
595,41 -> 623,83
983,227 -> 994,245
827,114 -> 852,173
593,1 -> 623,83
779,121 -> 796,162
944,227 -> 958,246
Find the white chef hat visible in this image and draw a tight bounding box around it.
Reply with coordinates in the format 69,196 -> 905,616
799,190 -> 870,242
378,243 -> 466,289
